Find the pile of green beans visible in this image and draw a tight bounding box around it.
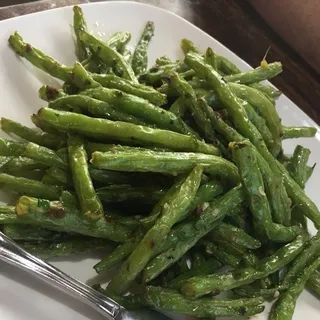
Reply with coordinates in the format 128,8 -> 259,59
3,5 -> 319,320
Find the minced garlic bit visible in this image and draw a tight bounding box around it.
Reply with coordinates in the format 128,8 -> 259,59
259,186 -> 266,196
201,202 -> 210,211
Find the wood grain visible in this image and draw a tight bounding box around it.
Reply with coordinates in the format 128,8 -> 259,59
1,0 -> 319,123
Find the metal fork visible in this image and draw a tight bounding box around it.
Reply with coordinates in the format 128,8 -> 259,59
0,231 -> 172,320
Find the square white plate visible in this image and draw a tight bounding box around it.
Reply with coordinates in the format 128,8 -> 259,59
0,2 -> 319,319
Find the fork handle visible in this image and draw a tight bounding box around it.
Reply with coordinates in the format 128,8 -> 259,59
0,231 -> 121,320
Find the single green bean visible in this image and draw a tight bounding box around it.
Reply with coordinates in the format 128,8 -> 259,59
1,117 -> 65,150
2,224 -> 71,241
224,62 -> 282,84
68,135 -> 103,220
38,108 -> 219,155
20,237 -> 108,259
0,138 -> 67,169
73,6 -> 90,61
181,38 -> 199,54
92,73 -> 167,106
81,87 -> 193,134
0,173 -> 61,200
91,150 -> 238,184
282,126 -> 317,139
97,184 -> 166,204
131,21 -> 154,76
209,222 -> 261,249
289,145 -> 311,188
49,95 -> 148,126
12,192 -> 132,242
1,157 -> 48,173
145,286 -> 265,318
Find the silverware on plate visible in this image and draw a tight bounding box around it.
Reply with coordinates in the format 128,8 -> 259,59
0,231 -> 171,320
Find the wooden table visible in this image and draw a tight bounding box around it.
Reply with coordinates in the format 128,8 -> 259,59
1,0 -> 320,124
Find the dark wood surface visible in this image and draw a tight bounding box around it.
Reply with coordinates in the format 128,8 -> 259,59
1,0 -> 320,124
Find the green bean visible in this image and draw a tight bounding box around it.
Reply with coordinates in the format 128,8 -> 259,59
68,135 -> 103,220
12,192 -> 132,242
44,167 -> 72,187
240,100 -> 275,152
145,286 -> 265,318
81,87 -> 192,134
209,222 -> 261,249
142,186 -> 245,283
93,285 -> 150,309
180,233 -> 307,299
204,47 -> 240,75
20,237 -> 108,259
91,74 -> 167,106
49,95 -> 148,125
168,73 -> 217,142
169,97 -> 187,117
107,166 -> 203,294
181,38 -> 199,54
204,241 -> 243,268
201,101 -> 291,226
289,145 -> 311,188
140,62 -> 192,86
94,179 -> 185,274
224,62 -> 282,84
0,205 -> 16,223
282,231 -> 320,288
79,30 -> 137,82
91,150 -> 237,183
0,138 -> 67,169
1,118 -> 65,150
38,85 -> 66,102
1,157 -> 48,173
169,258 -> 222,289
72,62 -> 101,89
73,6 -> 90,61
270,257 -> 320,320
228,82 -> 282,156
250,83 -> 282,99
132,21 -> 154,76
156,55 -> 172,66
307,269 -> 320,296
38,108 -> 218,155
106,31 -> 131,52
8,32 -> 72,82
282,126 -> 317,139
93,227 -> 145,274
30,114 -> 64,136
97,184 -> 166,204
2,224 -> 70,241
0,173 -> 61,200
230,141 -> 299,242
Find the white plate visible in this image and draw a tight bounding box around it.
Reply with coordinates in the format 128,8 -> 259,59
0,2 -> 319,319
